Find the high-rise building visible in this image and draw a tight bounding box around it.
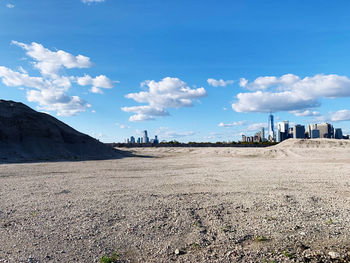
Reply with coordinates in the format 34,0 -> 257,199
260,127 -> 265,142
154,135 -> 159,144
254,132 -> 261,142
277,121 -> 289,142
293,125 -> 305,139
137,137 -> 141,144
306,124 -> 316,138
242,135 -> 247,142
311,129 -> 320,139
276,130 -> 281,142
143,130 -> 149,143
268,114 -> 274,141
130,136 -> 135,144
317,123 -> 334,138
334,128 -> 343,139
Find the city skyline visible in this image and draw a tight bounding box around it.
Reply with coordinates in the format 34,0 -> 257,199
2,1 -> 350,142
241,113 -> 347,144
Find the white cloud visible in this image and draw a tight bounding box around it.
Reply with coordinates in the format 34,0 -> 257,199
12,41 -> 92,78
246,122 -> 267,131
233,74 -> 350,113
207,78 -> 234,87
218,120 -> 247,127
330,110 -> 350,122
0,66 -> 49,90
6,3 -> 14,8
115,123 -> 130,129
121,106 -> 169,121
0,41 -> 113,116
77,74 -> 115,94
290,110 -> 320,117
82,0 -> 105,4
155,127 -> 195,139
27,89 -> 90,116
239,74 -> 300,91
239,78 -> 248,88
122,77 -> 206,121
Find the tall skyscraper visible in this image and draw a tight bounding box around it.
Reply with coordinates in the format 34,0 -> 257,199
260,127 -> 265,142
154,135 -> 159,144
277,121 -> 289,142
268,114 -> 274,141
334,128 -> 343,139
293,125 -> 305,139
143,130 -> 149,143
317,123 -> 334,138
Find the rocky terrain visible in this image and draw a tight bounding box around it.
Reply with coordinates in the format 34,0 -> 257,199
0,139 -> 350,262
0,100 -> 120,162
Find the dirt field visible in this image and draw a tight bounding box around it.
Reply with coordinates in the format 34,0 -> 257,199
1,139 -> 350,262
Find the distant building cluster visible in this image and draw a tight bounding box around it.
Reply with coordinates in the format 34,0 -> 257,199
242,114 -> 349,143
125,130 -> 159,144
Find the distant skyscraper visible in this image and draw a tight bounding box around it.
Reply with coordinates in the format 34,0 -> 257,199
311,129 -> 320,139
268,114 -> 274,141
154,135 -> 159,144
260,127 -> 265,142
277,121 -> 289,142
143,130 -> 149,143
130,136 -> 135,144
335,128 -> 343,139
293,125 -> 305,139
317,123 -> 334,138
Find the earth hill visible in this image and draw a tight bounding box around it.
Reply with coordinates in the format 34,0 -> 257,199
0,100 -> 120,163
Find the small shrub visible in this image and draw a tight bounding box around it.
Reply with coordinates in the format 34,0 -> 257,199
255,235 -> 268,242
100,252 -> 118,263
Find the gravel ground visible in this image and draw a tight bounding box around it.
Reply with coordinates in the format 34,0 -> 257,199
1,140 -> 350,262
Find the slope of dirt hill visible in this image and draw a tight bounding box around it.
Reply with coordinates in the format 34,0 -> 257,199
274,138 -> 350,149
0,100 -> 121,163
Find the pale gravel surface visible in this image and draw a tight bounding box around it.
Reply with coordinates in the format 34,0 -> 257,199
1,139 -> 350,262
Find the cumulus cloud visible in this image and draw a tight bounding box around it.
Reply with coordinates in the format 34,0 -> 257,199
330,110 -> 350,122
0,41 -> 114,116
239,74 -> 300,91
290,110 -> 320,117
6,3 -> 14,8
233,74 -> 350,113
218,120 -> 247,127
77,74 -> 115,94
207,78 -> 234,87
27,89 -> 90,116
12,41 -> 92,78
122,77 -> 206,121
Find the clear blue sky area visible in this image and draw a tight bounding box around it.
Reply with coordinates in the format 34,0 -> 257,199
1,0 -> 350,142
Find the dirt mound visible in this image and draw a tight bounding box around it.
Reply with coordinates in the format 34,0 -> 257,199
274,138 -> 350,149
0,100 -> 121,163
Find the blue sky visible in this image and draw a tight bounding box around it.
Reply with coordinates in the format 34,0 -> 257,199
1,0 -> 350,142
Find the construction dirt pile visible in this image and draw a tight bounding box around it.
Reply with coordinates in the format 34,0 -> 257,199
0,100 -> 121,163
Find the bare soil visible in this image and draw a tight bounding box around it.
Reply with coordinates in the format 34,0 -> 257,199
1,139 -> 350,262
